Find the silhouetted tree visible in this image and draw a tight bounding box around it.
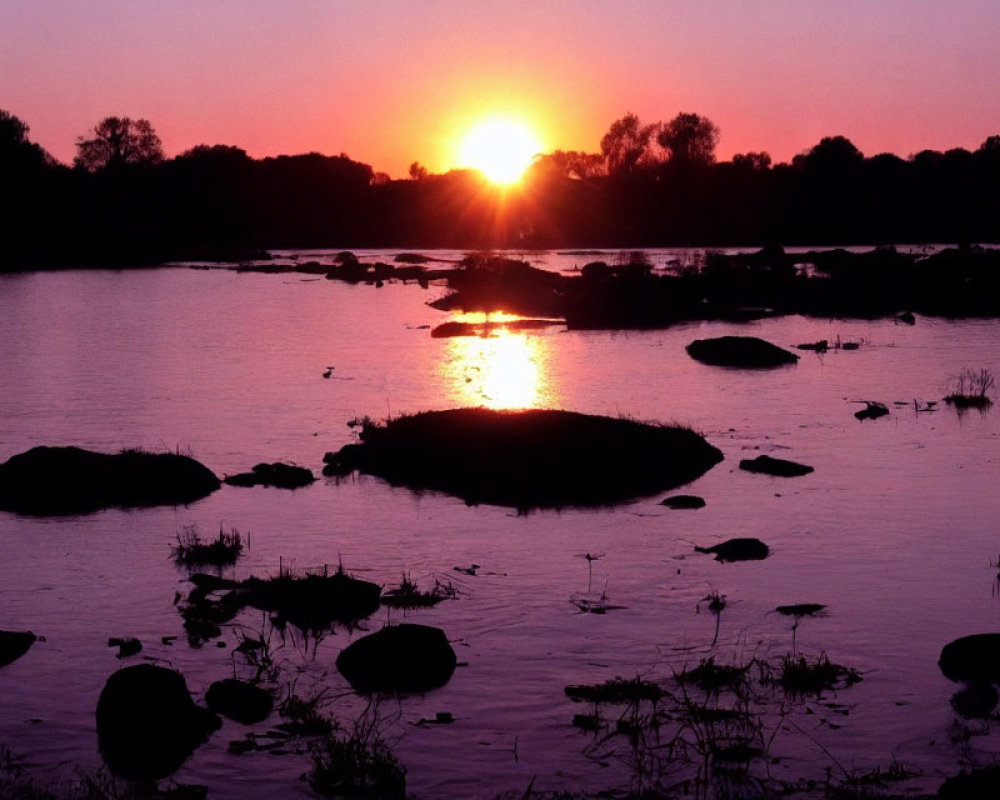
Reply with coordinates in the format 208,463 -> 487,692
530,150 -> 605,180
0,109 -> 30,148
409,161 -> 428,180
601,112 -> 657,176
74,117 -> 164,171
732,151 -> 771,170
658,112 -> 720,166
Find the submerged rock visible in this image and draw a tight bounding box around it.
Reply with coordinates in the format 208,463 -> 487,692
695,538 -> 770,563
939,633 -> 1000,683
660,494 -> 706,509
324,408 -> 723,509
0,446 -> 220,514
223,462 -> 315,489
205,679 -> 273,724
336,624 -> 457,694
686,336 -> 798,368
96,664 -> 220,781
739,455 -> 814,477
0,630 -> 36,668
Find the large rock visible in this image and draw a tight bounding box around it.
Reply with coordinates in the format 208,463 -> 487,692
938,766 -> 1000,799
323,408 -> 724,509
939,633 -> 1000,683
205,678 -> 273,724
96,664 -> 221,781
0,630 -> 36,668
0,446 -> 220,514
336,624 -> 457,694
686,336 -> 799,368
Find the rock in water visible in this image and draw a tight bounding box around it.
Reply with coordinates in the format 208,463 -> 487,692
205,678 -> 273,724
686,336 -> 798,368
0,630 -> 36,668
96,664 -> 221,781
0,446 -> 220,514
337,624 -> 457,693
223,462 -> 315,489
695,538 -> 770,563
739,455 -> 814,477
939,633 -> 1000,683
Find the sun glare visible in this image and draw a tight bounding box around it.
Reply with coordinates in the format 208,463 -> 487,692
458,119 -> 541,185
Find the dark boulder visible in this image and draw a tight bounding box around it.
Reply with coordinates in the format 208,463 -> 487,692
324,408 -> 723,509
0,446 -> 220,514
0,630 -> 36,668
660,494 -> 706,509
855,401 -> 889,421
96,664 -> 221,781
739,455 -> 814,477
695,538 -> 770,563
223,462 -> 315,489
336,624 -> 457,694
939,633 -> 1000,683
686,336 -> 798,368
205,678 -> 273,724
938,766 -> 1000,799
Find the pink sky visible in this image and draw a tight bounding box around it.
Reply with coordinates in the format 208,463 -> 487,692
3,1 -> 999,177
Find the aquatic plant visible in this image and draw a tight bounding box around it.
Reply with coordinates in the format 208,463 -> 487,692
308,698 -> 406,799
945,367 -> 995,410
698,589 -> 727,646
172,524 -> 243,569
381,573 -> 458,609
774,603 -> 827,652
775,652 -> 861,694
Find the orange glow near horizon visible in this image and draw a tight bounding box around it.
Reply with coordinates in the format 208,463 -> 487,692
441,327 -> 553,410
457,118 -> 543,185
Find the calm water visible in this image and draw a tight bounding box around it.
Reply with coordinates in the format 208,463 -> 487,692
1,251 -> 1000,798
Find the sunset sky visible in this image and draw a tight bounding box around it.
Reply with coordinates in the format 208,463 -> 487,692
3,1 -> 1000,178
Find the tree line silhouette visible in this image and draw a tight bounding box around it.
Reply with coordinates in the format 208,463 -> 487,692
2,108 -> 999,268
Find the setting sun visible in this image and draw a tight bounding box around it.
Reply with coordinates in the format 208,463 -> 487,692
458,119 -> 542,184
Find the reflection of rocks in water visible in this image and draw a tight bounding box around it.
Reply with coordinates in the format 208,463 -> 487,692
695,537 -> 770,563
96,664 -> 220,782
0,445 -> 219,514
336,624 -> 456,694
950,682 -> 999,719
177,569 -> 380,647
0,630 -> 37,668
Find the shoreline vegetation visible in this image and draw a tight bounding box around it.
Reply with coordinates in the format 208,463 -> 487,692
231,246 -> 1000,328
4,108 -> 1000,269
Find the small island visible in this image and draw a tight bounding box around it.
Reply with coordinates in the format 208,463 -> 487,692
323,408 -> 723,509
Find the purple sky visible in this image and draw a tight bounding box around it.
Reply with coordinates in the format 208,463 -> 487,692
3,1 -> 999,176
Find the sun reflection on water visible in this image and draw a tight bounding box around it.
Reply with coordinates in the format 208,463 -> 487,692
441,326 -> 554,409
